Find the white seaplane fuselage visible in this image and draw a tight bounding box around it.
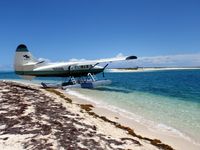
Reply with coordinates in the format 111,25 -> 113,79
14,44 -> 137,86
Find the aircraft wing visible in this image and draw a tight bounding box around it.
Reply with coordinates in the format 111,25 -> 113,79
75,55 -> 137,65
34,55 -> 137,71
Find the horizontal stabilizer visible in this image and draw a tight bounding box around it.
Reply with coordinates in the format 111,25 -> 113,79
126,55 -> 137,60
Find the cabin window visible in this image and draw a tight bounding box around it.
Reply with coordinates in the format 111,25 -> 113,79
53,67 -> 64,71
80,65 -> 90,69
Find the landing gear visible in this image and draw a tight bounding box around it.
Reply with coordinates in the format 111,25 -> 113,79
41,73 -> 111,89
41,62 -> 110,89
62,73 -> 111,89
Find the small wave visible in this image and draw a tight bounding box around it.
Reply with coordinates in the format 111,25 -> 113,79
65,89 -> 101,105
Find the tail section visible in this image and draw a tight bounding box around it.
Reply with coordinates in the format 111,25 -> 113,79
14,44 -> 37,80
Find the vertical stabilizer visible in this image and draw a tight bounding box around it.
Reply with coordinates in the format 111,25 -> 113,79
14,44 -> 37,79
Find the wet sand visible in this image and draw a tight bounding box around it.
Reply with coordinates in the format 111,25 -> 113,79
0,81 -> 173,150
63,89 -> 200,150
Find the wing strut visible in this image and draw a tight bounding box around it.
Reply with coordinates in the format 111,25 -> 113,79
68,66 -> 72,78
102,64 -> 109,77
88,63 -> 99,72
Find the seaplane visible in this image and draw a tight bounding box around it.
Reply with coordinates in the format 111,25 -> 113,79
14,44 -> 137,89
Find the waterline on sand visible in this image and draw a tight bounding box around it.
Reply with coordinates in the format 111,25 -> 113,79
65,88 -> 200,147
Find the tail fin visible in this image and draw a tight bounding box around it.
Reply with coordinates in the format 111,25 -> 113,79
14,44 -> 37,80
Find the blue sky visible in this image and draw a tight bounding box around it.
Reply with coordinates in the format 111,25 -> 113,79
0,0 -> 200,70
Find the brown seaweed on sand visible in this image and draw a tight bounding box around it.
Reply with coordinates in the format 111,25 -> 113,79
1,81 -> 153,150
47,87 -> 173,150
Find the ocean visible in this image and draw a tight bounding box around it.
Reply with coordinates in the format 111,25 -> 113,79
1,70 -> 200,146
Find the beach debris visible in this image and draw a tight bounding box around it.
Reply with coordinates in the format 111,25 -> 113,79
0,81 -> 173,150
80,104 -> 94,112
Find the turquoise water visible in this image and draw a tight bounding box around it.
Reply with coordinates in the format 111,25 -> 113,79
1,70 -> 200,144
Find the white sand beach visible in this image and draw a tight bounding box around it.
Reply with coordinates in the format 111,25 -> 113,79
1,80 -> 200,150
0,80 -> 173,150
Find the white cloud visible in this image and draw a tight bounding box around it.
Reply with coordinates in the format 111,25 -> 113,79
115,53 -> 125,58
68,53 -> 125,62
68,58 -> 86,62
109,53 -> 200,68
137,53 -> 200,66
38,57 -> 51,63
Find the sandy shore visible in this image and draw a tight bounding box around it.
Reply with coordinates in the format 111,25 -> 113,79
63,89 -> 200,150
0,80 -> 174,150
108,67 -> 200,72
